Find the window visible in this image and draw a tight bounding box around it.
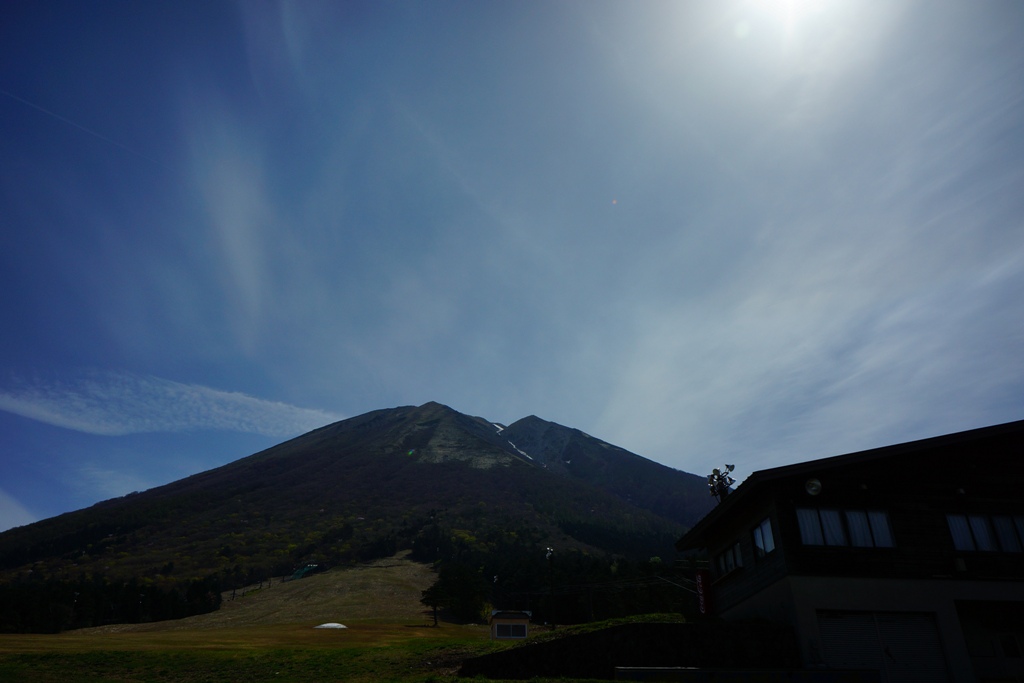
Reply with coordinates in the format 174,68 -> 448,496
797,508 -> 894,548
994,516 -> 1023,553
797,508 -> 846,546
970,516 -> 996,551
797,508 -> 824,545
948,514 -> 973,551
867,511 -> 894,547
947,514 -> 1024,553
753,517 -> 775,557
495,623 -> 526,638
820,510 -> 847,545
845,510 -> 895,548
845,510 -> 873,547
716,541 -> 742,575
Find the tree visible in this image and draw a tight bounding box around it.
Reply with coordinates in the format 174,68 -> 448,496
420,562 -> 490,623
420,581 -> 447,626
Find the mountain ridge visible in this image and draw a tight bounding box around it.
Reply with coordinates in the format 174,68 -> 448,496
0,402 -> 712,591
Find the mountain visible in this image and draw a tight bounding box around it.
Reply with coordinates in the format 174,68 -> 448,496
499,415 -> 712,524
0,402 -> 711,598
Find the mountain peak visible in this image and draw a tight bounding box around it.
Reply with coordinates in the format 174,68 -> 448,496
412,400 -> 454,414
0,402 -> 712,593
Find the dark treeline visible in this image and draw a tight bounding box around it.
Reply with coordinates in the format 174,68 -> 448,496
411,513 -> 697,624
0,500 -> 691,632
0,574 -> 221,633
0,522 -> 127,571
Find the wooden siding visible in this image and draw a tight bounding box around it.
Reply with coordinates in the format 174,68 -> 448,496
708,502 -> 789,613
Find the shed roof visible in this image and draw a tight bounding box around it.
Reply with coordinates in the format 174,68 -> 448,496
490,610 -> 531,621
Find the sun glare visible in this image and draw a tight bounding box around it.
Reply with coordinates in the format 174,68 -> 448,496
735,0 -> 832,47
752,0 -> 825,33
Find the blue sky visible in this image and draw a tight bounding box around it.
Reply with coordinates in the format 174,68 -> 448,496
1,0 -> 1022,532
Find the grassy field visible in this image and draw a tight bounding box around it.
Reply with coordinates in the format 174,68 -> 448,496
0,554 -> 611,682
0,622 -> 503,682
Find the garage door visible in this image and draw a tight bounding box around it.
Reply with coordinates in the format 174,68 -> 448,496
818,610 -> 950,682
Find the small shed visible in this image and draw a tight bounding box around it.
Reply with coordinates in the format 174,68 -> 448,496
489,610 -> 531,640
290,563 -> 319,580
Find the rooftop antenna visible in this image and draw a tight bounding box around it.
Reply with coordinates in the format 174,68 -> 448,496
708,464 -> 736,503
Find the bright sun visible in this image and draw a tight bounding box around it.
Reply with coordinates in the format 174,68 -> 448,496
743,0 -> 828,39
751,0 -> 825,26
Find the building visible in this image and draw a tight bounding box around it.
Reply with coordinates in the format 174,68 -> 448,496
676,419 -> 1024,683
490,609 -> 532,639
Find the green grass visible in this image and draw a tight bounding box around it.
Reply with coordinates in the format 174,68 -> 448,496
0,622 -> 505,682
0,618 -> 639,682
0,555 -> 632,682
0,617 -> 685,683
0,556 -> 501,682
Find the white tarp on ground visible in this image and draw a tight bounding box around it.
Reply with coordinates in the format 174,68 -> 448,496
314,623 -> 347,629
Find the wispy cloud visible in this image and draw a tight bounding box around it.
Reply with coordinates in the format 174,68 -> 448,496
0,488 -> 36,532
594,181 -> 1024,473
182,95 -> 275,349
0,371 -> 342,438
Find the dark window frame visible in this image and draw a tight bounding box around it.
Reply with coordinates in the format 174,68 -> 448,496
752,517 -> 775,558
797,508 -> 895,548
495,623 -> 527,638
947,513 -> 1024,553
715,541 -> 743,577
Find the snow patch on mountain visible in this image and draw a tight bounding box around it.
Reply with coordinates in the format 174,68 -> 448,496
507,441 -> 533,460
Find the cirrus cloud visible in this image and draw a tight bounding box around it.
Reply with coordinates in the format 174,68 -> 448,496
0,371 -> 342,438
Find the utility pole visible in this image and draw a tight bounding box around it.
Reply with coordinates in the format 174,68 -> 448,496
546,547 -> 555,628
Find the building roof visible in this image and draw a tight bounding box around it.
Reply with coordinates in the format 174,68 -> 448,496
490,610 -> 532,621
676,419 -> 1024,552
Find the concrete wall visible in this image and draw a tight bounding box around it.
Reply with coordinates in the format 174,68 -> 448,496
721,575 -> 1024,682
